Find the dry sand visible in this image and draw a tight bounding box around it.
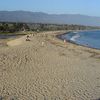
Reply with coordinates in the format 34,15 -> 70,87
0,31 -> 100,100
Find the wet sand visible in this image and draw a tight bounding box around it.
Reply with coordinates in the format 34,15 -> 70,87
0,31 -> 100,100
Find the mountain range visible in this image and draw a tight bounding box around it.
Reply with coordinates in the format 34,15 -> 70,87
0,11 -> 100,26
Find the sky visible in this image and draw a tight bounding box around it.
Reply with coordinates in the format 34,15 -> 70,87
0,0 -> 100,16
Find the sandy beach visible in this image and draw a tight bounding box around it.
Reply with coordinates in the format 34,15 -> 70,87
0,31 -> 100,100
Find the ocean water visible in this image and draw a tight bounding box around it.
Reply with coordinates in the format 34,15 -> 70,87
60,30 -> 100,49
0,34 -> 24,39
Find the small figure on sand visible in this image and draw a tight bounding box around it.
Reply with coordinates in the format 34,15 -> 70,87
64,39 -> 66,43
41,41 -> 45,47
26,35 -> 30,41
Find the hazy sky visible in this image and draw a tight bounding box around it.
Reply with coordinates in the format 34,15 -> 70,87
0,0 -> 100,16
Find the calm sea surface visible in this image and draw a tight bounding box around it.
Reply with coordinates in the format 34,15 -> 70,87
0,34 -> 24,39
59,30 -> 100,49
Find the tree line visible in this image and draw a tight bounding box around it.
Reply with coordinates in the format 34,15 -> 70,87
0,22 -> 100,33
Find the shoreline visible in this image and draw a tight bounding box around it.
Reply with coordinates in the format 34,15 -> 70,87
0,30 -> 100,53
56,30 -> 100,50
1,30 -> 100,52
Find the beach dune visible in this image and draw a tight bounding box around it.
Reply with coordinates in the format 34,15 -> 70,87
0,31 -> 100,100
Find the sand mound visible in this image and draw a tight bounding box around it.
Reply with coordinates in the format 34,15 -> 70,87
7,36 -> 26,46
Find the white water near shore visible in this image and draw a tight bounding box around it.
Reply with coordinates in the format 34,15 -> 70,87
70,33 -> 80,41
61,30 -> 100,49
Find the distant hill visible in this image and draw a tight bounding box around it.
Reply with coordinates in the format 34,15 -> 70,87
0,11 -> 100,26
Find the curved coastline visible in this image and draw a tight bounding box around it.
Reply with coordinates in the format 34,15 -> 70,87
57,30 -> 100,50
